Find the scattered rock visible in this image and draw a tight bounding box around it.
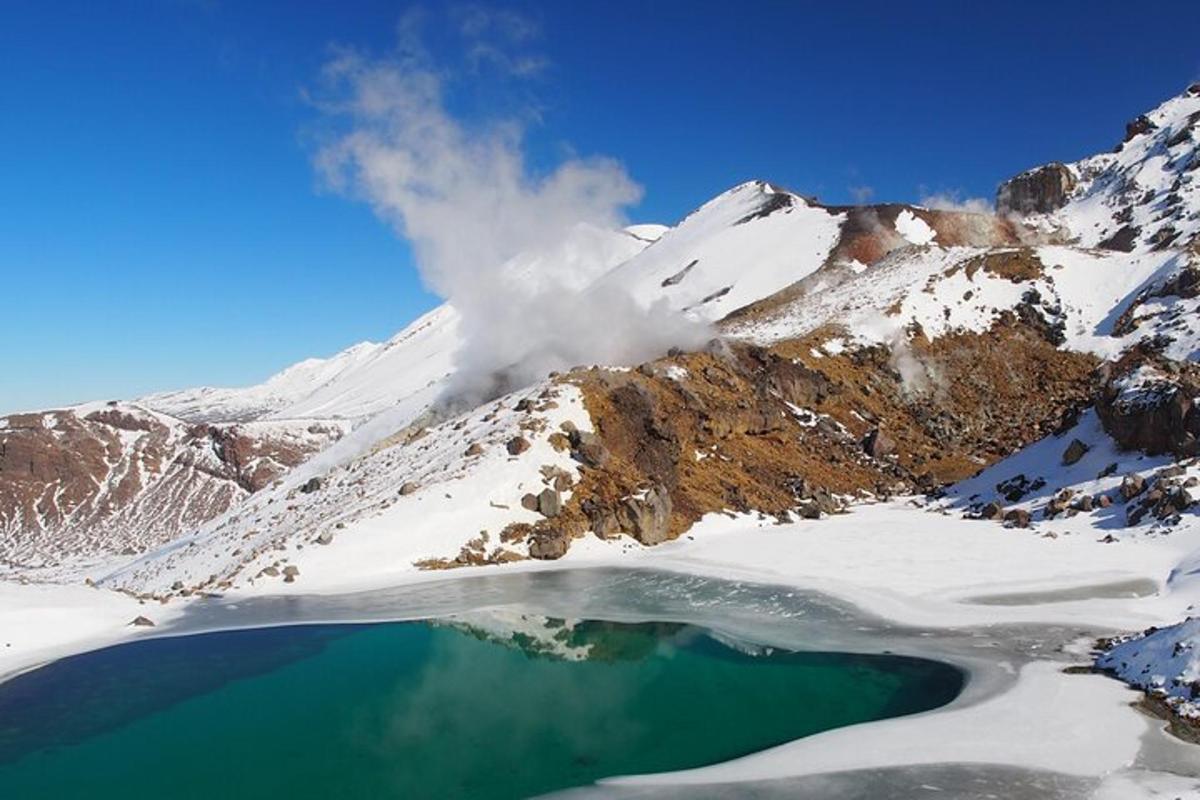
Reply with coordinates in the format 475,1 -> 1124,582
979,501 -> 1004,520
1062,438 -> 1089,465
1096,493 -> 1113,508
1003,508 -> 1032,528
506,436 -> 531,456
1044,489 -> 1074,519
299,477 -> 322,494
398,481 -> 420,496
1120,473 -> 1146,501
316,530 -> 333,545
528,529 -> 569,560
796,501 -> 822,519
569,430 -> 610,468
282,565 -> 300,583
464,442 -> 485,457
536,488 -> 562,518
520,493 -> 540,511
996,474 -> 1046,503
129,616 -> 155,627
616,485 -> 673,544
862,428 -> 896,459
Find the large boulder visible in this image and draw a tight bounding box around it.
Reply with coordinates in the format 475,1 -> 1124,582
996,162 -> 1077,217
862,428 -> 896,459
1094,356 -> 1200,456
616,484 -> 673,545
1003,508 -> 1032,528
536,488 -> 562,518
528,528 -> 569,560
1120,473 -> 1146,501
569,430 -> 610,468
1062,438 -> 1089,465
506,436 -> 532,456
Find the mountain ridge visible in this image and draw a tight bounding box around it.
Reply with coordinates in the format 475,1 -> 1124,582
4,83 -> 1199,588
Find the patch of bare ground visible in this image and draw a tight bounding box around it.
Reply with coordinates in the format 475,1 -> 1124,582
959,248 -> 1046,283
517,316 -> 1097,558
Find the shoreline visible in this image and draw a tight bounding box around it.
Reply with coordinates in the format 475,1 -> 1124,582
3,501 -> 1200,797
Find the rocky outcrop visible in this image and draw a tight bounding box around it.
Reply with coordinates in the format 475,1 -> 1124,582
996,163 -> 1077,216
509,316 -> 1098,561
1094,351 -> 1200,456
615,485 -> 672,545
1123,114 -> 1157,143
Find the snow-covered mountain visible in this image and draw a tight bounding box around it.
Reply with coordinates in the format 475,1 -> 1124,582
138,223 -> 664,426
0,402 -> 346,579
8,83 -> 1200,739
10,84 -> 1200,579
141,305 -> 461,424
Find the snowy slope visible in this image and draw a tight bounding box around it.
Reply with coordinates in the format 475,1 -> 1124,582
598,181 -> 844,320
734,239 -> 1190,366
107,380 -> 595,595
141,226 -> 662,425
141,306 -> 459,424
1098,618 -> 1200,723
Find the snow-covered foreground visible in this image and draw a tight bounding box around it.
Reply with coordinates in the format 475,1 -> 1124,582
4,497 -> 1200,798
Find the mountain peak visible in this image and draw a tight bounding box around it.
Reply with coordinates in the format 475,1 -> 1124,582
997,84 -> 1200,252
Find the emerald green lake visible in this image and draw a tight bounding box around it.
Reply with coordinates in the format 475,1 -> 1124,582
0,617 -> 962,799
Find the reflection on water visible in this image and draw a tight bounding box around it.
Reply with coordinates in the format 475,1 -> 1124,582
0,610 -> 962,800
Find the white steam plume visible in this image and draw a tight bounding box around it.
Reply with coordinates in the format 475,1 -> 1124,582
888,330 -> 944,397
918,190 -> 992,215
311,19 -> 709,406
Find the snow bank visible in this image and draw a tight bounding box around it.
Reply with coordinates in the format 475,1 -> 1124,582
0,582 -> 182,680
1098,617 -> 1200,723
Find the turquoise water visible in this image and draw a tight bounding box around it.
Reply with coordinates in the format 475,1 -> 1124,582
0,618 -> 963,799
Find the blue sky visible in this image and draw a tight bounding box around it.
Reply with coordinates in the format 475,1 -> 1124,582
2,1 -> 1197,414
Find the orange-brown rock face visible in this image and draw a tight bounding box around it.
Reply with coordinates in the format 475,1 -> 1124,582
503,317 -> 1097,561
